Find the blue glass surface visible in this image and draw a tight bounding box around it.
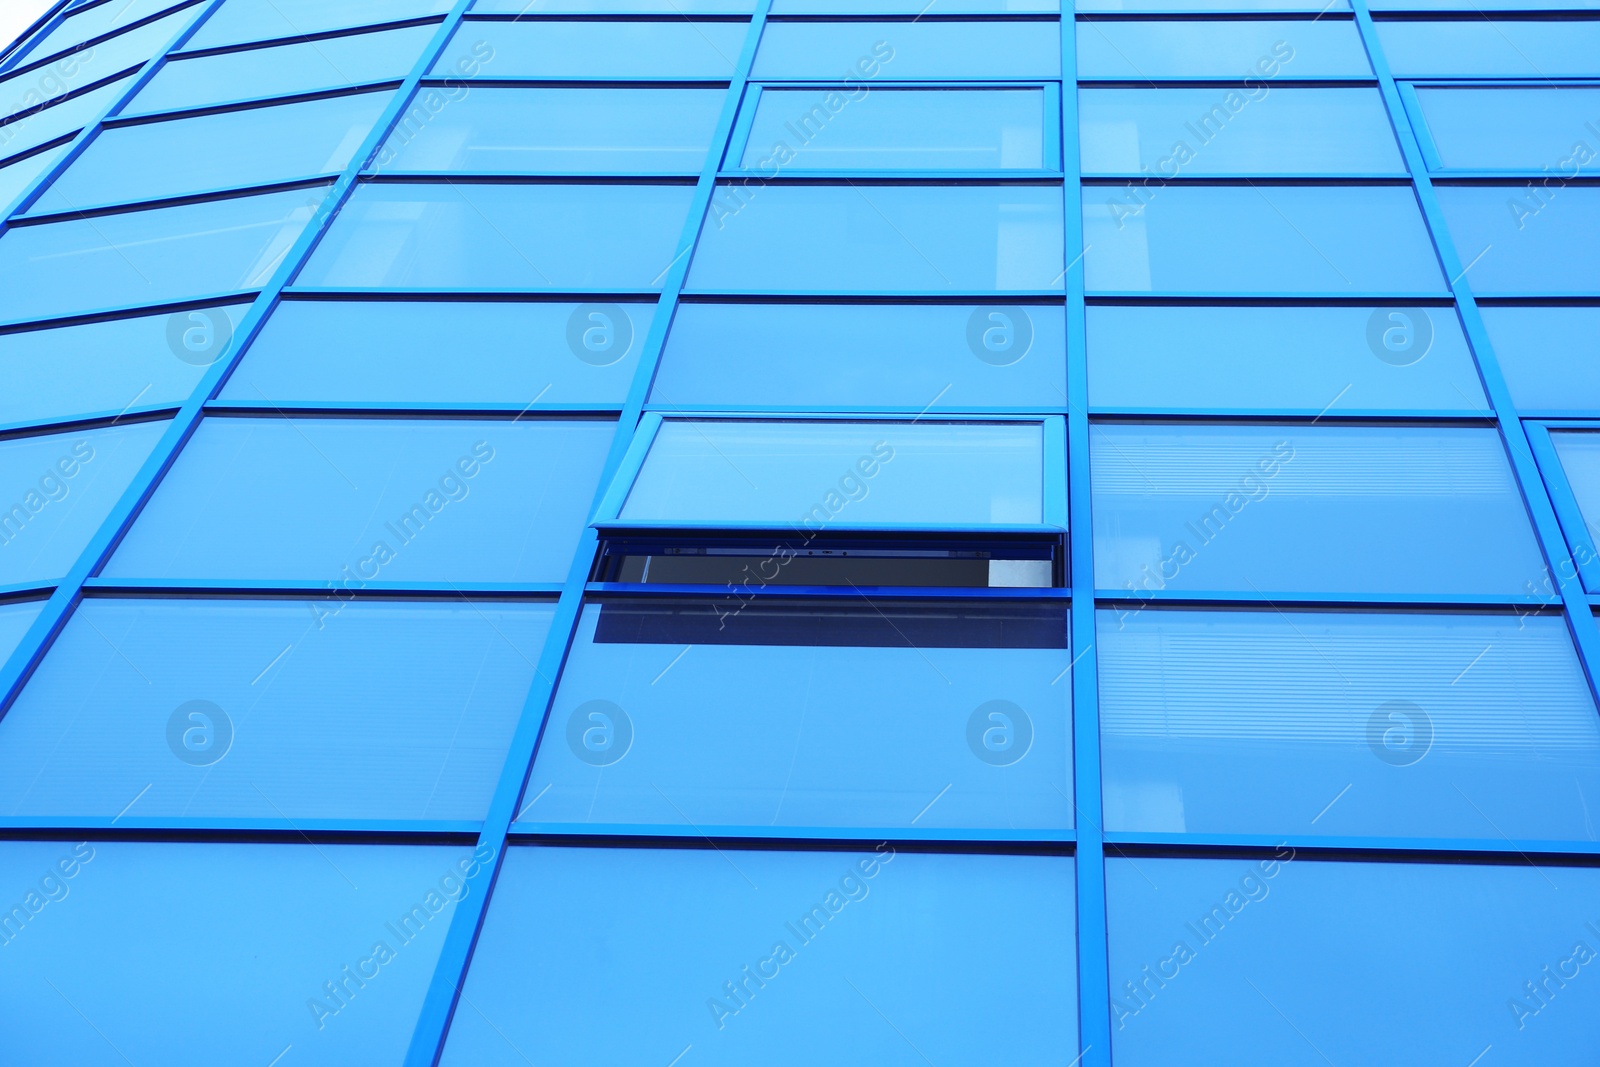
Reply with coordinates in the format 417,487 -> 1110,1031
1076,18 -> 1370,79
0,73 -> 131,161
1482,307 -> 1600,414
1087,305 -> 1487,414
16,0 -> 189,64
1091,423 -> 1544,596
0,597 -> 554,821
619,419 -> 1048,527
1378,19 -> 1600,78
1083,185 -> 1445,294
740,87 -> 1049,172
1437,186 -> 1600,297
0,420 -> 167,586
653,302 -> 1067,410
440,846 -> 1077,1065
519,599 -> 1072,833
0,597 -> 45,663
0,7 -> 193,123
433,19 -> 747,79
1550,431 -> 1600,566
1107,858 -> 1600,1064
777,0 -> 1055,8
1080,87 -> 1403,176
687,183 -> 1065,292
0,840 -> 479,1064
186,0 -> 453,50
294,182 -> 695,291
28,90 -> 393,214
475,0 -> 754,9
1099,608 -> 1600,840
0,187 -> 323,323
373,86 -> 725,175
1083,0 -> 1342,7
0,141 -> 69,212
754,20 -> 1060,80
220,299 -> 644,407
103,416 -> 613,583
1417,87 -> 1600,173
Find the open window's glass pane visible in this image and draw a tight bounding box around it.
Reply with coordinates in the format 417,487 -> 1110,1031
186,0 -> 453,50
1437,186 -> 1600,297
1076,18 -> 1370,79
1377,19 -> 1600,78
1482,307 -> 1600,414
753,20 -> 1060,79
434,20 -> 747,79
1416,86 -> 1600,172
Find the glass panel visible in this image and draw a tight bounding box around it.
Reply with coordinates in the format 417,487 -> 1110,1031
17,0 -> 188,64
28,91 -> 392,214
1416,86 -> 1600,173
0,8 -> 194,124
1377,19 -> 1600,78
0,303 -> 249,428
1,840 -> 474,1063
753,20 -> 1060,79
0,142 -> 69,212
740,87 -> 1047,172
1100,608 -> 1600,840
1077,18 -> 1370,80
653,302 -> 1067,410
103,416 -> 613,583
1482,307 -> 1600,414
619,419 -> 1048,527
687,183 -> 1065,292
1087,305 -> 1487,414
1551,431 -> 1600,567
0,420 -> 167,586
0,598 -> 553,821
1437,186 -> 1600,297
131,23 -> 436,116
475,0 -> 754,9
520,598 -> 1072,833
1082,0 -> 1345,8
441,846 -> 1077,1065
1080,87 -> 1403,176
221,299 -> 644,407
0,73 -> 131,162
1091,424 -> 1544,597
1083,185 -> 1445,294
1107,858 -> 1600,1064
0,598 -> 45,663
433,20 -> 747,79
776,0 -> 1056,10
186,0 -> 453,50
374,86 -> 725,175
294,182 -> 695,291
1375,0 -> 1598,6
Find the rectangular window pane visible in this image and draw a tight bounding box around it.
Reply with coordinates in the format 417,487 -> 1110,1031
776,0 -> 1056,10
654,302 -> 1067,410
475,0 -> 754,9
1417,86 -> 1600,172
753,20 -> 1060,79
1550,431 -> 1600,576
0,420 -> 167,586
1,8 -> 193,124
0,597 -> 45,663
28,91 -> 393,214
1080,87 -> 1403,176
1091,424 -> 1543,596
521,598 -> 1072,834
1482,306 -> 1600,414
441,846 -> 1076,1065
103,417 -> 613,582
1077,19 -> 1369,79
1100,609 -> 1600,840
688,183 -> 1065,292
619,418 -> 1050,527
295,182 -> 695,290
0,597 -> 553,821
1087,305 -> 1486,414
1437,186 -> 1600,297
0,187 -> 321,323
434,20 -> 747,79
1083,0 -> 1343,8
740,86 -> 1048,172
374,87 -> 725,175
0,142 -> 70,213
221,299 -> 644,407
1377,19 -> 1600,78
1083,185 -> 1445,294
0,73 -> 131,162
186,0 -> 453,50
18,0 -> 189,64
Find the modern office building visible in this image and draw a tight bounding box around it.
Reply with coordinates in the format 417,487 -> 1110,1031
1,0 -> 1599,1062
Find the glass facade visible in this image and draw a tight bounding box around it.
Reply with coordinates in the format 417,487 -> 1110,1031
1,1 -> 1599,1064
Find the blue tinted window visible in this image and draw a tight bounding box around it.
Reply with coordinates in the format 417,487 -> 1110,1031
1087,305 -> 1487,414
688,184 -> 1065,292
1437,186 -> 1600,297
1550,431 -> 1600,569
476,0 -> 754,9
619,419 -> 1050,527
0,187 -> 322,323
221,299 -> 644,407
740,87 -> 1050,171
435,20 -> 747,79
0,303 -> 248,427
186,0 -> 452,50
295,182 -> 695,291
1482,306 -> 1600,414
1100,609 -> 1600,840
0,8 -> 193,123
103,417 -> 612,583
0,597 -> 45,663
1083,185 -> 1445,294
0,142 -> 69,213
0,420 -> 167,587
0,598 -> 553,821
1083,0 -> 1342,8
441,846 -> 1076,1065
28,91 -> 393,214
1077,19 -> 1369,79
1417,87 -> 1600,173
776,0 -> 1054,10
0,73 -> 131,162
1377,19 -> 1600,78
374,86 -> 724,175
1108,858 -> 1600,1064
520,599 -> 1072,834
0,840 -> 472,1063
129,23 -> 436,115
1091,424 -> 1543,596
653,302 -> 1067,411
1080,88 -> 1403,176
16,0 -> 190,64
754,21 -> 1060,79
